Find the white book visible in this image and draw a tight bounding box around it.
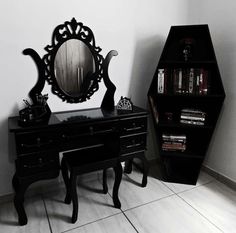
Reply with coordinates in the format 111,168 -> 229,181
157,69 -> 165,93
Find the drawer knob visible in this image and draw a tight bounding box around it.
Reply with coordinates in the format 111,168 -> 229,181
89,126 -> 94,135
21,139 -> 53,148
37,137 -> 41,146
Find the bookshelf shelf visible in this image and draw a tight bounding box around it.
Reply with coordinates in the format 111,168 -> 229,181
159,60 -> 216,66
161,151 -> 204,159
157,121 -> 214,130
148,24 -> 225,184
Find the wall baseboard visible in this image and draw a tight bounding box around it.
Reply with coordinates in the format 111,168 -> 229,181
0,193 -> 14,205
202,165 -> 236,191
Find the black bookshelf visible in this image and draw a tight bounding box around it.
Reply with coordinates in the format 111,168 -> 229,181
148,25 -> 225,184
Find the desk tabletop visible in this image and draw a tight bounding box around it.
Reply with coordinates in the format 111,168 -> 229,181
9,105 -> 148,133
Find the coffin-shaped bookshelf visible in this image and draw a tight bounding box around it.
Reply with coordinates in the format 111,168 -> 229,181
148,25 -> 225,184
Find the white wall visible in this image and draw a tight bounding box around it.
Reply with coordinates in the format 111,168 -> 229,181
187,0 -> 236,182
0,0 -> 188,196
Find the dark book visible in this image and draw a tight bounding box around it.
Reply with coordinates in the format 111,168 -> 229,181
199,69 -> 208,95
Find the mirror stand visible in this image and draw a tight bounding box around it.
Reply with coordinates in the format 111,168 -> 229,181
101,50 -> 118,111
21,18 -> 118,126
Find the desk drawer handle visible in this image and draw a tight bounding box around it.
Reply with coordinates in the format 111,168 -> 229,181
21,139 -> 53,148
124,125 -> 144,132
62,133 -> 89,139
23,159 -> 55,169
125,141 -> 143,149
62,128 -> 115,139
93,128 -> 114,135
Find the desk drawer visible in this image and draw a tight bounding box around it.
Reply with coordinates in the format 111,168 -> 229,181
120,116 -> 147,136
15,151 -> 59,177
60,121 -> 118,140
120,133 -> 147,155
15,131 -> 58,155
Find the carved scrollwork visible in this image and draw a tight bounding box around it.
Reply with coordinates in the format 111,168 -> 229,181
42,18 -> 104,103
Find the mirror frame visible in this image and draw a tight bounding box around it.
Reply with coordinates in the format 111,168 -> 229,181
43,18 -> 104,103
23,18 -> 117,114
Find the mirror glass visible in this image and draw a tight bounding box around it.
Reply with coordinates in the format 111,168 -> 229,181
54,39 -> 95,97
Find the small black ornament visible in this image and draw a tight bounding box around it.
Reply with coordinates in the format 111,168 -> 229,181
116,96 -> 133,112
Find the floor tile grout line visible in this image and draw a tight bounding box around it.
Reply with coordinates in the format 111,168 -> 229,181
176,193 -> 224,233
103,177 -> 177,212
42,194 -> 54,233
122,193 -> 176,212
43,174 -> 122,233
99,170 -> 224,232
103,183 -> 140,233
103,172 -> 178,212
60,212 -> 122,233
121,211 -> 139,233
160,179 -> 215,195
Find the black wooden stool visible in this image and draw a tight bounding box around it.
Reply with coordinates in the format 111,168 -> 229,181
61,142 -> 122,223
102,152 -> 149,189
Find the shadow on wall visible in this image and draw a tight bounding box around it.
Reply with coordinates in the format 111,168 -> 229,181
128,35 -> 165,108
0,103 -> 19,194
128,35 -> 165,161
204,103 -> 226,165
8,104 -> 20,163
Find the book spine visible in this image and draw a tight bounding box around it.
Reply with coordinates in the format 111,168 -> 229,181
173,69 -> 182,94
180,119 -> 205,125
157,69 -> 165,94
199,69 -> 209,95
195,69 -> 200,94
162,134 -> 186,140
181,108 -> 205,114
202,69 -> 208,95
189,68 -> 194,94
180,115 -> 205,121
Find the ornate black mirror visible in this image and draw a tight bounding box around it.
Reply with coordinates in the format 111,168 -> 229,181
42,18 -> 111,103
54,39 -> 95,97
21,18 -> 117,125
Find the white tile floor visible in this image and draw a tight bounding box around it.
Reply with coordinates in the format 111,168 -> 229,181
0,164 -> 235,233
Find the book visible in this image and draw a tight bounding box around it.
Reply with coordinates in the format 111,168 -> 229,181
188,68 -> 194,94
157,69 -> 165,93
162,134 -> 186,142
180,115 -> 205,122
200,69 -> 208,95
162,143 -> 186,152
173,69 -> 183,94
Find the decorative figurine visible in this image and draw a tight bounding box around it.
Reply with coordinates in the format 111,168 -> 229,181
116,96 -> 133,112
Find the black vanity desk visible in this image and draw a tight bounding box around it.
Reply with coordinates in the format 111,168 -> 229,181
9,105 -> 148,225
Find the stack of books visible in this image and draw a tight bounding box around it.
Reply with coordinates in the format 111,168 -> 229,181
162,133 -> 186,152
180,108 -> 206,125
